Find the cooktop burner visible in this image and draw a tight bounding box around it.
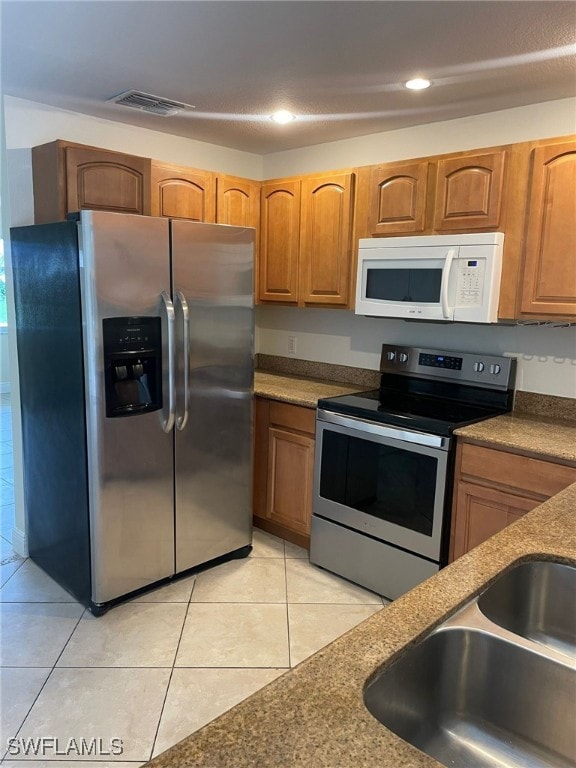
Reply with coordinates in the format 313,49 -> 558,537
318,345 -> 516,437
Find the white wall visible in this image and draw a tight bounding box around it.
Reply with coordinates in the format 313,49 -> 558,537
257,307 -> 576,398
263,98 -> 576,177
4,95 -> 264,226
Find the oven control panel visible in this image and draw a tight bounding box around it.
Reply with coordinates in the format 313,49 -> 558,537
419,353 -> 463,371
380,345 -> 515,390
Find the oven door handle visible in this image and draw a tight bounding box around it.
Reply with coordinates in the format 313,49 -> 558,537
316,409 -> 452,451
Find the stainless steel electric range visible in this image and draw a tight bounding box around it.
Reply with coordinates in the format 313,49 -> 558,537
310,344 -> 516,601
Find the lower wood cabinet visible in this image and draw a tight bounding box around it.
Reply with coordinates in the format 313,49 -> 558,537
253,397 -> 315,549
450,441 -> 576,561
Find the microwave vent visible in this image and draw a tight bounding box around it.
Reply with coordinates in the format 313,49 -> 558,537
107,90 -> 195,117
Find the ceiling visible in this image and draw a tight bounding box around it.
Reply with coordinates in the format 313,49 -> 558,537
2,1 -> 575,155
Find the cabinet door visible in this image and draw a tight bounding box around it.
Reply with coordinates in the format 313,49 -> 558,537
151,162 -> 215,221
299,173 -> 355,306
451,481 -> 538,561
259,181 -> 301,303
434,151 -> 505,231
266,426 -> 315,536
216,175 -> 260,229
66,146 -> 151,216
520,140 -> 576,318
368,161 -> 430,235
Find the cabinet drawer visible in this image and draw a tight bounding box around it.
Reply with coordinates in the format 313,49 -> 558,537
269,401 -> 316,435
460,443 -> 576,499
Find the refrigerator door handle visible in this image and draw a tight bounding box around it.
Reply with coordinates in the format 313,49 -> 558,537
175,291 -> 190,431
161,290 -> 176,433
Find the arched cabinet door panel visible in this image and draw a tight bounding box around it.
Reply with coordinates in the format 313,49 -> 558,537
520,140 -> 576,318
299,173 -> 355,306
151,162 -> 215,221
66,147 -> 151,216
434,151 -> 506,231
216,175 -> 260,229
259,181 -> 301,303
368,161 -> 430,235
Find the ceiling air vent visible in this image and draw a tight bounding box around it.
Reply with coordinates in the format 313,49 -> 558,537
107,90 -> 195,117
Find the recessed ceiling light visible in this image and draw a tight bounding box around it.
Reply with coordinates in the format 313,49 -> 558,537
405,78 -> 431,90
271,110 -> 296,124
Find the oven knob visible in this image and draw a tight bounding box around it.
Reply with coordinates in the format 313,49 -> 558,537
473,362 -> 485,373
399,353 -> 409,363
489,364 -> 502,375
385,351 -> 396,361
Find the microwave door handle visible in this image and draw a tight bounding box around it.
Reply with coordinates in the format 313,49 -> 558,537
175,291 -> 190,431
440,248 -> 456,319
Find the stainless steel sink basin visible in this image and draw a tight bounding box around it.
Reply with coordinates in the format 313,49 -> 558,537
364,559 -> 576,768
364,627 -> 576,768
478,560 -> 576,657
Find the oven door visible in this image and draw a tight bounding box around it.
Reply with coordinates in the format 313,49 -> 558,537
313,410 -> 451,562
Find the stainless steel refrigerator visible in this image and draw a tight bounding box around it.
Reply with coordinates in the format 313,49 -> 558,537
11,210 -> 254,614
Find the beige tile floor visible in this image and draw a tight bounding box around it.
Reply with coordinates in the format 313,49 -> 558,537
0,395 -> 389,765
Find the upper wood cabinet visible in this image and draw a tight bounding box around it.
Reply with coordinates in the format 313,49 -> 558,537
259,180 -> 301,303
299,173 -> 355,306
519,139 -> 576,318
33,140 -> 152,223
259,171 -> 355,307
216,175 -> 260,230
359,149 -> 507,239
433,151 -> 506,231
150,161 -> 215,221
367,161 -> 430,236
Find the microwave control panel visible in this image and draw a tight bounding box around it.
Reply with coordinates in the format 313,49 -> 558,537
455,259 -> 485,306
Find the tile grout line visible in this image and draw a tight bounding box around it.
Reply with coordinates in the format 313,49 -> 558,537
147,574 -> 197,761
0,603 -> 86,762
283,540 -> 293,669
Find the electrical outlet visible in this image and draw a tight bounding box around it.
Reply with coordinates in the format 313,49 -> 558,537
287,335 -> 297,356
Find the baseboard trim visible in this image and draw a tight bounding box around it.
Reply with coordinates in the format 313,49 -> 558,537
253,515 -> 310,551
11,525 -> 28,558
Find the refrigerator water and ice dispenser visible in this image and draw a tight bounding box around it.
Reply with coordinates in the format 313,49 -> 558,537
102,316 -> 162,417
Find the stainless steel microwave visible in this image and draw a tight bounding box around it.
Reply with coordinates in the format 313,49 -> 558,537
355,232 -> 504,323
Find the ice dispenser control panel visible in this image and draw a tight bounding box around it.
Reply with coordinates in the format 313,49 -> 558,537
103,317 -> 162,417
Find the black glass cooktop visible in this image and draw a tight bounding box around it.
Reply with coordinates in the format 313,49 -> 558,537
317,388 -> 509,437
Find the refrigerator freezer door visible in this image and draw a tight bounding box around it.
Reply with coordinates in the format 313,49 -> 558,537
171,221 -> 254,572
79,211 -> 175,604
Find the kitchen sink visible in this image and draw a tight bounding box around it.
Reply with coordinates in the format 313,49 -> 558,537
364,559 -> 576,768
478,560 -> 576,657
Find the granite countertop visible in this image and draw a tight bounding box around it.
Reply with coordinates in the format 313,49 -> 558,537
254,370 -> 366,408
147,483 -> 576,768
454,411 -> 576,464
